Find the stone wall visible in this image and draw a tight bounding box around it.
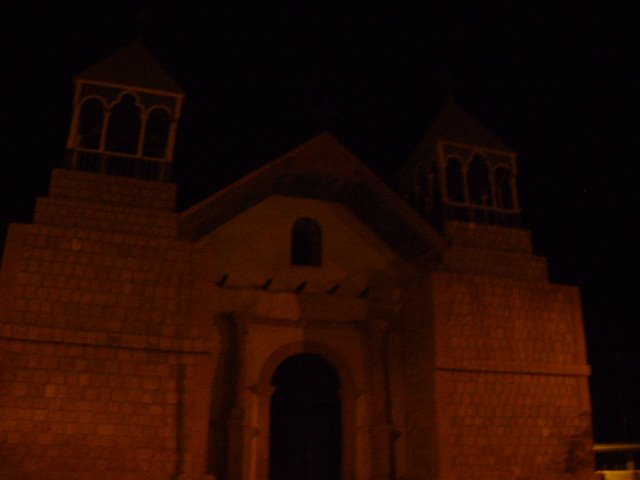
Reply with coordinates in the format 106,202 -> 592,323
1,222 -> 197,341
398,282 -> 439,480
0,338 -> 180,479
47,169 -> 176,211
0,169 -> 202,343
0,170 -> 213,479
0,169 -> 595,480
440,220 -> 549,280
419,221 -> 593,480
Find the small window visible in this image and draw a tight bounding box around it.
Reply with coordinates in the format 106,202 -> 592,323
291,218 -> 322,266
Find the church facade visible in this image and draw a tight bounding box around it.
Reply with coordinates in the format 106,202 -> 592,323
0,43 -> 595,480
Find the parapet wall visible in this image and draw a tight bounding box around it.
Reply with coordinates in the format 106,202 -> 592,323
34,169 -> 178,237
444,220 -> 533,253
440,220 -> 549,280
48,169 -> 176,210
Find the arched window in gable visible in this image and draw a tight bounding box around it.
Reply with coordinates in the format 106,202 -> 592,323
468,154 -> 493,206
77,98 -> 105,149
445,157 -> 465,202
495,166 -> 513,210
105,94 -> 141,154
143,108 -> 172,158
291,218 -> 322,266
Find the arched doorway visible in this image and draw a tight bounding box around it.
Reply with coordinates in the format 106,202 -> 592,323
269,353 -> 342,480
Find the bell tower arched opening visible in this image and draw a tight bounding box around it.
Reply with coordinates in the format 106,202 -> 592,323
269,353 -> 342,480
65,41 -> 184,181
400,99 -> 522,227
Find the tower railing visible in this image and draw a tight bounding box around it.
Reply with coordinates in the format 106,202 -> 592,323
441,201 -> 521,227
66,147 -> 172,182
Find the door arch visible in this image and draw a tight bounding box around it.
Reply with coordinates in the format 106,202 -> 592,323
245,341 -> 364,480
269,353 -> 341,480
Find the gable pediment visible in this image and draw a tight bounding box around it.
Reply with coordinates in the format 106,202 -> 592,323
179,133 -> 445,260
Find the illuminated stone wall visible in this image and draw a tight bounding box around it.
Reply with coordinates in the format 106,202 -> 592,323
0,170 -> 202,340
0,169 -> 214,480
397,282 -> 439,480
0,169 -> 594,480
0,338 -> 180,478
34,169 -> 177,236
427,221 -> 593,480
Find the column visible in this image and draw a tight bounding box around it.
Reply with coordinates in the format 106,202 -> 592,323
176,352 -> 217,480
226,315 -> 260,480
368,318 -> 393,480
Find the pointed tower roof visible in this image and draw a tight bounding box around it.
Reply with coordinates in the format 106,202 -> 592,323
404,99 -> 514,173
427,98 -> 513,151
76,40 -> 184,94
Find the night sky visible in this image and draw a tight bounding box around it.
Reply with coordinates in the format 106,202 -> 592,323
2,2 -> 638,442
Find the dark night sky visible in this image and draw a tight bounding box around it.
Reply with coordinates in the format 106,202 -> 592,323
2,2 -> 639,442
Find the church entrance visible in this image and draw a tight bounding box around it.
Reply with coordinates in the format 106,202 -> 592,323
269,353 -> 342,480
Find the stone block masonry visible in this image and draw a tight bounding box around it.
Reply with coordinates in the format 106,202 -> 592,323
2,222 -> 197,341
47,169 -> 177,211
0,170 -> 212,479
0,168 -> 207,344
0,338 -> 180,478
0,165 -> 595,479
437,370 -> 592,480
396,220 -> 593,480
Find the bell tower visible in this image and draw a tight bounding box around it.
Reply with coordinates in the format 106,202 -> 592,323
398,100 -> 594,480
65,40 -> 184,182
401,99 -> 520,228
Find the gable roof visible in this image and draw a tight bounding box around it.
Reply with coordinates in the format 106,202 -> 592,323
180,133 -> 445,260
76,40 -> 184,94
